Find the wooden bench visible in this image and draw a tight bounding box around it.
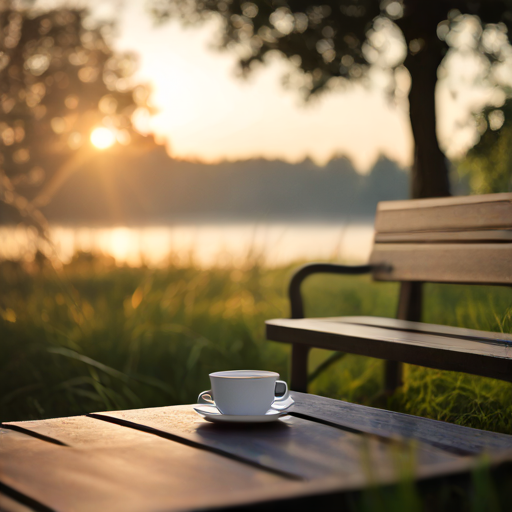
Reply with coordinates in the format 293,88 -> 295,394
266,193 -> 512,392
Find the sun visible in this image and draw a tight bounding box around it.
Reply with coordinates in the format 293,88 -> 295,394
90,127 -> 116,150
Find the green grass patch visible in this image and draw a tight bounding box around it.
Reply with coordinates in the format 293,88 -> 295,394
1,253 -> 512,436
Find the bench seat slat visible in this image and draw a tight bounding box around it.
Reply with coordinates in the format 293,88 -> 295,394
266,318 -> 512,382
328,316 -> 512,345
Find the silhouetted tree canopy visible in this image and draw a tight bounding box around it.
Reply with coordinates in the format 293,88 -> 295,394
0,6 -> 155,228
152,0 -> 512,198
459,98 -> 512,193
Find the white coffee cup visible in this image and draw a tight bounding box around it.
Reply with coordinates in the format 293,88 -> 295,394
197,370 -> 289,416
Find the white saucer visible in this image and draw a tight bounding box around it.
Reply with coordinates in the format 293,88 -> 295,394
268,395 -> 294,411
193,397 -> 294,424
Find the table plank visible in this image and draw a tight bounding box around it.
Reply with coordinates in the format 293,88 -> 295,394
1,422 -> 438,510
290,392 -> 512,455
5,414 -> 298,480
86,405 -> 462,481
0,421 -> 303,511
5,407 -> 511,511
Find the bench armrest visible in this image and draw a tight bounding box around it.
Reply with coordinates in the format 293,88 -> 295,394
289,263 -> 372,319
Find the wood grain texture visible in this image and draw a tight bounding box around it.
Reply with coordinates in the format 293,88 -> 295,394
89,405 -> 461,481
4,405 -> 512,510
375,193 -> 512,233
266,318 -> 512,382
290,392 -> 512,455
378,193 -> 512,211
370,243 -> 512,284
0,428 -> 489,512
333,316 -> 512,344
4,414 -> 299,480
0,421 -> 297,512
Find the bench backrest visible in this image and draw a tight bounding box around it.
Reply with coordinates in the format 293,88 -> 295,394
370,193 -> 512,285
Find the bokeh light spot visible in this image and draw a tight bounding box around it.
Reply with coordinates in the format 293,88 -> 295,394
90,127 -> 115,149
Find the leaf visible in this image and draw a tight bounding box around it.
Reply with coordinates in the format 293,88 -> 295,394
48,347 -> 129,382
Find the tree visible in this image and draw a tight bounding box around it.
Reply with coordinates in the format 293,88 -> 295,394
152,0 -> 512,198
458,98 -> 512,194
0,6 -> 155,228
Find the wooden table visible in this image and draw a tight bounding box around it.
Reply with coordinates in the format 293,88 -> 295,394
2,392 -> 512,511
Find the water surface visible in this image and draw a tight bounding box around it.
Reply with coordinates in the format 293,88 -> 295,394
0,222 -> 374,267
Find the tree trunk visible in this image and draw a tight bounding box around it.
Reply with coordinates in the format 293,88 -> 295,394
404,45 -> 451,199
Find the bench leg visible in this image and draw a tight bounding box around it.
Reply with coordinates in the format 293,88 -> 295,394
384,361 -> 403,393
397,281 -> 423,323
384,282 -> 423,393
291,344 -> 310,392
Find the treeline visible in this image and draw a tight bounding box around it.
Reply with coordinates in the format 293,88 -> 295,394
4,147 -> 410,224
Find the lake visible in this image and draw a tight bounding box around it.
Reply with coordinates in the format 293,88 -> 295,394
0,222 -> 374,267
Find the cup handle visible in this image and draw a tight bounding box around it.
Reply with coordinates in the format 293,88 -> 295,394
273,380 -> 289,402
197,390 -> 215,405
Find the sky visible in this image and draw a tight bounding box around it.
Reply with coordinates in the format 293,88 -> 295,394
37,0 -> 505,172
114,3 -> 414,171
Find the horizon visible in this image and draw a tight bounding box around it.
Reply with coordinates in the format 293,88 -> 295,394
0,150 -> 410,227
142,145 -> 411,173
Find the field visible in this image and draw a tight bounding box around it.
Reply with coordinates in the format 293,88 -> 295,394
2,250 -> 512,435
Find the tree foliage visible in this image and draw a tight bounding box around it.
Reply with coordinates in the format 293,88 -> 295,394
0,6 -> 154,227
152,0 -> 512,198
459,98 -> 512,194
151,0 -> 512,94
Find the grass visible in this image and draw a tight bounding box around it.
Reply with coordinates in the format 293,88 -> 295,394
3,250 -> 512,511
347,456 -> 512,512
1,250 -> 512,434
